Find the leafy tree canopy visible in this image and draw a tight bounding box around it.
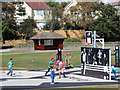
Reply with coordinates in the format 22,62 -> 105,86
86,3 -> 120,41
19,16 -> 36,39
43,2 -> 68,31
2,2 -> 26,43
2,2 -> 18,43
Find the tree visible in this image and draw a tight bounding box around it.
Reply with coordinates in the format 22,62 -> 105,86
43,2 -> 68,31
59,2 -> 68,10
64,2 -> 98,30
43,18 -> 60,30
47,1 -> 59,8
43,2 -> 60,31
19,16 -> 36,39
2,2 -> 26,43
86,3 -> 120,41
2,2 -> 18,43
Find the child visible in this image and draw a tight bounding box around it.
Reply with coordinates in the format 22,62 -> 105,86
57,60 -> 66,79
45,58 -> 54,76
7,58 -> 16,76
50,67 -> 55,84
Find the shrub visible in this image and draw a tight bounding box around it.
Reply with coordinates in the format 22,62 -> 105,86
64,38 -> 82,42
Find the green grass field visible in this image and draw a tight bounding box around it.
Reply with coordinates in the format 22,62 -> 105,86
2,50 -> 118,70
2,51 -> 81,70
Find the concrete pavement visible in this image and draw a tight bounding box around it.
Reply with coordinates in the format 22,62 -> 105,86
0,67 -> 119,89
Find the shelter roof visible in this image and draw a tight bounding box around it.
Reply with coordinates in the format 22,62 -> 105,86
31,32 -> 67,39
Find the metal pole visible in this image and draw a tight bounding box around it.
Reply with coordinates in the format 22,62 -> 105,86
102,39 -> 104,49
94,31 -> 97,48
109,49 -> 111,80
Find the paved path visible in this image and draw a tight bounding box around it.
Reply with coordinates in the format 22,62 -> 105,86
0,49 -> 71,56
0,67 -> 119,89
0,50 -> 57,55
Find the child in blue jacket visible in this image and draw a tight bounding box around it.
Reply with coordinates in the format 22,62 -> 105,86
50,67 -> 55,84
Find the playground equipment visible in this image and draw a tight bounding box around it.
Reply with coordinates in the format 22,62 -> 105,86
85,31 -> 104,48
58,47 -> 62,61
82,31 -> 110,80
85,31 -> 92,45
113,45 -> 120,67
50,52 -> 73,69
64,53 -> 73,69
111,67 -> 120,79
82,31 -> 120,80
111,45 -> 120,79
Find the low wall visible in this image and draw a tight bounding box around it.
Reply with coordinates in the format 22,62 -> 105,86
14,41 -> 120,51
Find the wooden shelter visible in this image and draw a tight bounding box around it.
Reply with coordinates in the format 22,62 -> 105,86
30,32 -> 67,50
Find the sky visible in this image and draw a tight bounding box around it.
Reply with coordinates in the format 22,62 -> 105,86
55,0 -> 118,4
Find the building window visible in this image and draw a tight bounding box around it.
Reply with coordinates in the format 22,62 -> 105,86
44,40 -> 53,46
37,10 -> 44,16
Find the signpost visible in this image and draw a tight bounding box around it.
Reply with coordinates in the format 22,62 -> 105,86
81,47 -> 111,80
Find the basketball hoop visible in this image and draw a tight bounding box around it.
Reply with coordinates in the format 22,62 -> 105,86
82,42 -> 90,45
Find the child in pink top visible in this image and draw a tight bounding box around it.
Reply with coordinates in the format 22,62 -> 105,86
57,60 -> 66,79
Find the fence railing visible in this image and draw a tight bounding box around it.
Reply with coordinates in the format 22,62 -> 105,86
64,42 -> 120,47
15,41 -> 120,50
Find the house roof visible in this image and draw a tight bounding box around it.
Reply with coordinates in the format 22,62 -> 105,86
24,0 -> 50,10
112,0 -> 120,6
30,32 -> 67,39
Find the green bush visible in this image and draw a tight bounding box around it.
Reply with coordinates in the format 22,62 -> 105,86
64,38 -> 82,42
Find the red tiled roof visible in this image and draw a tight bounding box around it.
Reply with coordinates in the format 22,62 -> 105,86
112,0 -> 120,6
24,0 -> 50,10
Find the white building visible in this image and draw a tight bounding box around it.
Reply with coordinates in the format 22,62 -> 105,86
15,0 -> 51,30
63,0 -> 100,21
